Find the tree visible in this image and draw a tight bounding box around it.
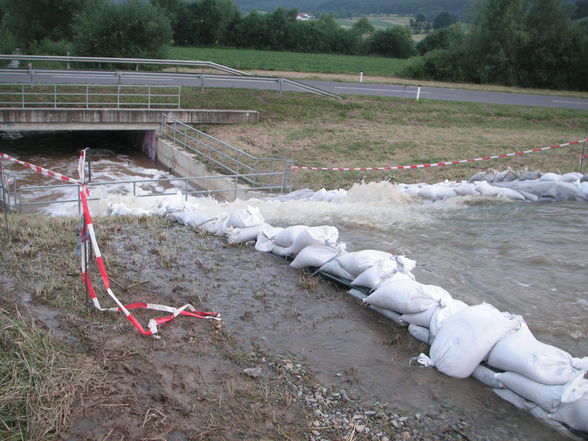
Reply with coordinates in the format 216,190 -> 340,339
0,0 -> 89,48
573,0 -> 588,19
72,0 -> 172,59
520,0 -> 588,89
471,0 -> 527,85
369,27 -> 418,58
351,17 -> 375,38
433,11 -> 458,29
417,24 -> 466,55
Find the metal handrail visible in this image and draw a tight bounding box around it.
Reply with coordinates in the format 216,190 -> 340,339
0,54 -> 248,76
0,83 -> 181,109
161,114 -> 293,191
7,172 -> 288,212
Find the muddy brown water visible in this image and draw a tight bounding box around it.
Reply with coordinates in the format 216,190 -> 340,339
2,131 -> 586,440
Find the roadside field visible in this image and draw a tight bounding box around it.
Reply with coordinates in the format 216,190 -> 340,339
181,88 -> 588,191
168,46 -> 409,76
336,14 -> 413,29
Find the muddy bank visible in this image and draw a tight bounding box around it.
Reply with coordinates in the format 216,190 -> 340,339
0,215 -> 573,440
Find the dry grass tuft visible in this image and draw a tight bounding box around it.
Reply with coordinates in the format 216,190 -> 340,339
0,308 -> 101,440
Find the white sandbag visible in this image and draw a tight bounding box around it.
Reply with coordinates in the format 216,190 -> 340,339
156,199 -> 188,215
488,322 -> 588,385
318,259 -> 354,281
364,279 -> 452,314
290,244 -> 347,269
475,181 -> 500,197
417,304 -> 522,378
280,226 -> 340,257
428,298 -> 469,338
494,186 -> 526,201
539,172 -> 561,181
496,372 -> 588,413
473,365 -> 503,389
408,324 -> 431,344
352,259 -> 413,290
201,212 -> 230,236
105,202 -> 151,217
227,224 -> 272,244
170,210 -> 211,227
273,225 -> 314,247
493,388 -> 528,410
401,304 -> 437,327
549,394 -> 588,432
227,206 -> 265,229
559,172 -> 582,183
255,227 -> 284,252
454,183 -> 480,196
580,181 -> 588,198
417,184 -> 457,200
338,250 -> 393,277
397,256 -> 416,274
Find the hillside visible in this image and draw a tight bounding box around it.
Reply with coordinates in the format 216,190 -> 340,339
232,0 -> 471,17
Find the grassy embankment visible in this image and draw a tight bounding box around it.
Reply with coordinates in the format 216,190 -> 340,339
178,87 -> 588,191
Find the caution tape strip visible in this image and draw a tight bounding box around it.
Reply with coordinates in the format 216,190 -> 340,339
291,139 -> 588,171
3,150 -> 220,337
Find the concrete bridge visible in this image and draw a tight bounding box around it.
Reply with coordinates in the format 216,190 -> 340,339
0,108 -> 259,132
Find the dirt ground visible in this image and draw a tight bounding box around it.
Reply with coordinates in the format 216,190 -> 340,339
0,215 -> 576,441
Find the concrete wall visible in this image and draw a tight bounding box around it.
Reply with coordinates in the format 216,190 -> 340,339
0,108 -> 259,131
156,138 -> 250,201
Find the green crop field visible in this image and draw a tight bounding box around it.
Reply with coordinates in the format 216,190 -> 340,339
169,46 -> 409,76
336,14 -> 413,30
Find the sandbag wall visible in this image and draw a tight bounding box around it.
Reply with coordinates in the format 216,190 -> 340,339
145,201 -> 588,438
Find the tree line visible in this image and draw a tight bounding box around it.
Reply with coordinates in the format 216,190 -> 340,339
0,0 -> 586,91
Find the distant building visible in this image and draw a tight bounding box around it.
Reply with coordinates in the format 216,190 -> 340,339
296,12 -> 313,21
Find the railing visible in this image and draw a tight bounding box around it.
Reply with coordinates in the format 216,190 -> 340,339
0,83 -> 181,109
161,114 -> 293,192
0,54 -> 248,76
1,173 -> 289,214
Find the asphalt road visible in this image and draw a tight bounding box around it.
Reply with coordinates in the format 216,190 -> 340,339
1,68 -> 588,110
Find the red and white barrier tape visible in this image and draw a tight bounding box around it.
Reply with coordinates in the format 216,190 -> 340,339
3,150 -> 220,337
291,139 -> 588,171
0,152 -> 82,184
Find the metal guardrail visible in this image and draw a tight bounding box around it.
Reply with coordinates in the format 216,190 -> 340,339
0,83 -> 181,109
1,173 -> 288,214
0,54 -> 341,99
0,54 -> 248,76
161,114 -> 293,192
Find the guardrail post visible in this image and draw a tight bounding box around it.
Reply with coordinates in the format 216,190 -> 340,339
21,84 -> 24,108
201,74 -> 205,92
117,85 -> 120,109
148,86 -> 151,109
279,79 -> 284,95
86,85 -> 89,108
178,86 -> 181,109
54,85 -> 57,108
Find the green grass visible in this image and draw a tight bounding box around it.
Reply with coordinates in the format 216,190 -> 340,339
168,46 -> 409,76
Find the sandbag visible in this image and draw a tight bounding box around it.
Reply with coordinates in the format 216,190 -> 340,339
227,224 -> 272,244
539,172 -> 561,181
290,244 -> 346,269
337,250 -> 393,277
397,256 -> 416,274
417,184 -> 457,200
318,259 -> 354,281
201,212 -> 230,236
401,304 -> 437,327
473,365 -> 502,389
255,227 -> 284,252
273,225 -> 318,248
364,279 -> 452,315
488,322 -> 588,385
275,227 -> 339,257
227,206 -> 264,229
475,181 -> 500,197
417,304 -> 522,378
559,172 -> 582,183
454,183 -> 479,196
549,394 -> 588,432
351,259 -> 413,290
171,210 -> 211,227
428,298 -> 469,338
408,324 -> 430,344
493,388 -> 528,410
496,372 -> 588,413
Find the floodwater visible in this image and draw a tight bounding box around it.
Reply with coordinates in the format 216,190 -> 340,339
2,131 -> 587,440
